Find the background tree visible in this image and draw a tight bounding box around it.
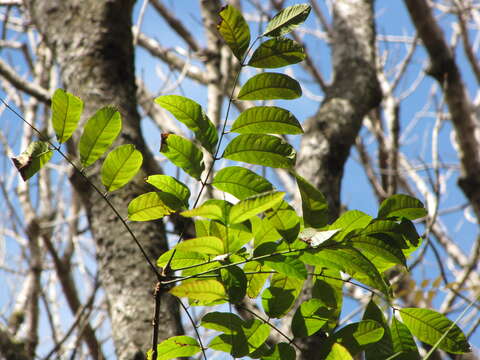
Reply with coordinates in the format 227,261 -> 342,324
0,0 -> 478,359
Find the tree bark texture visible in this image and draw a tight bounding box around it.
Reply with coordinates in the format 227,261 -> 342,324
294,0 -> 381,358
403,0 -> 480,222
296,0 -> 381,220
23,1 -> 183,359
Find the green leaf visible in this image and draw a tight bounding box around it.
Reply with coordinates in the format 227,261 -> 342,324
51,88 -> 83,143
264,255 -> 307,279
325,343 -> 353,360
378,194 -> 427,220
299,245 -> 389,296
210,220 -> 253,253
261,343 -> 296,360
220,265 -> 247,303
292,299 -> 331,337
157,249 -> 207,270
145,174 -> 190,207
128,191 -> 181,221
262,273 -> 303,318
11,141 -> 53,181
212,166 -> 273,200
155,95 -> 218,153
312,270 -> 343,330
217,5 -> 250,61
209,319 -> 270,358
79,106 -> 121,168
231,106 -> 303,135
265,201 -> 300,243
101,144 -> 143,192
248,38 -> 305,68
175,236 -> 224,255
244,261 -> 270,298
399,308 -> 471,354
349,234 -> 407,272
154,336 -> 200,360
263,4 -> 311,37
294,172 -> 329,228
251,216 -> 281,247
330,210 -> 372,241
160,133 -> 205,180
237,72 -> 302,100
223,134 -> 296,168
181,199 -> 232,223
170,279 -> 227,306
390,317 -> 420,360
201,312 -> 243,334
230,191 -> 285,224
363,300 -> 395,360
334,320 -> 384,355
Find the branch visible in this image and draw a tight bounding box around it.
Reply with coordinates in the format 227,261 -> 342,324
0,58 -> 50,103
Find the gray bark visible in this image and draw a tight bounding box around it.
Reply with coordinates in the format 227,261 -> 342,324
23,1 -> 183,359
294,0 -> 381,358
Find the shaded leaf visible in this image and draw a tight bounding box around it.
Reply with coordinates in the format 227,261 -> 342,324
128,191 -> 181,221
201,311 -> 243,334
218,5 -> 251,60
230,190 -> 285,224
266,201 -> 300,243
334,320 -> 384,355
146,174 -> 190,207
330,210 -> 372,241
261,342 -> 296,360
363,300 -> 395,360
170,279 -> 227,306
399,308 -> 471,354
248,38 -> 305,68
220,265 -> 247,303
155,95 -> 217,153
292,299 -> 331,337
263,4 -> 311,37
101,144 -> 143,192
79,106 -> 121,168
212,166 -> 273,200
262,273 -> 303,318
390,316 -> 420,360
294,172 -> 329,228
160,133 -> 205,180
312,270 -> 343,330
51,88 -> 83,143
11,141 -> 52,181
378,194 -> 427,220
244,261 -> 270,298
237,73 -> 302,100
223,134 -> 296,168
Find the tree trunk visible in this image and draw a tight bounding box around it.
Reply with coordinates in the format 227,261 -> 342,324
23,1 -> 183,359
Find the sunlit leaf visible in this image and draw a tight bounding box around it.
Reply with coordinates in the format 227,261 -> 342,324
11,141 -> 52,181
264,255 -> 307,279
223,134 -> 296,168
230,190 -> 285,224
294,172 -> 329,228
155,95 -> 217,153
175,236 -> 224,255
157,249 -> 207,270
244,261 -> 270,298
51,88 -> 83,143
363,300 -> 395,360
209,220 -> 253,253
231,106 -> 303,134
292,299 -> 331,337
170,279 -> 227,306
101,144 -> 143,192
153,336 -> 200,360
145,174 -> 190,207
212,166 -> 273,200
237,72 -> 301,100
399,308 -> 471,354
248,38 -> 305,68
261,342 -> 296,360
378,194 -> 427,220
160,133 -> 205,180
79,106 -> 121,168
218,5 -> 250,60
324,343 -> 353,360
263,4 -> 311,37
181,199 -> 232,223
265,201 -> 300,243
330,210 -> 372,241
334,320 -> 384,355
128,191 -> 181,221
